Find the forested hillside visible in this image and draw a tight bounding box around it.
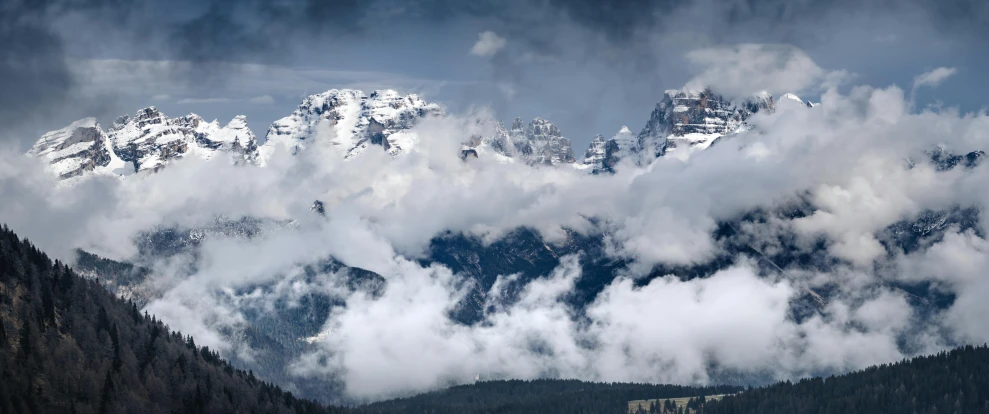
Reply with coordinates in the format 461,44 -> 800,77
360,379 -> 740,413
0,224 -> 350,414
677,345 -> 989,414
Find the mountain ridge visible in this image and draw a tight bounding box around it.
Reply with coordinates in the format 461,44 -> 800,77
28,87 -> 811,181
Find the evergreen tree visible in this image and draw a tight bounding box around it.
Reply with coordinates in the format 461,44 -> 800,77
99,370 -> 113,414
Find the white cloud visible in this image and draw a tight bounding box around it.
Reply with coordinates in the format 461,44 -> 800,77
470,31 -> 507,58
684,44 -> 831,98
913,67 -> 957,89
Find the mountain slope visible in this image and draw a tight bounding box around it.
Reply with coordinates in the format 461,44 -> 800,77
581,126 -> 637,174
579,89 -> 793,172
637,89 -> 774,160
26,118 -> 128,179
259,89 -> 443,163
109,107 -> 260,172
28,108 -> 261,180
702,345 -> 989,414
361,379 -> 740,414
0,224 -> 350,414
466,117 -> 579,166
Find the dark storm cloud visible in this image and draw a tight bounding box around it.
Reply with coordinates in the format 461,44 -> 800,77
2,0 -> 988,142
0,11 -> 72,130
0,0 -> 129,134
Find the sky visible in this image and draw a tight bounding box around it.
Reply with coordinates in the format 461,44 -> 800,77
4,0 -> 989,405
3,0 -> 989,151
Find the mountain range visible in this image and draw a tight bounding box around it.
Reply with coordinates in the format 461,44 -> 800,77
27,88 -> 816,180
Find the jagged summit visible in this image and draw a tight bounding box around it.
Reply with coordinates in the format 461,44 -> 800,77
638,88 -> 774,160
580,126 -> 638,174
466,116 -> 577,166
28,118 -> 125,179
780,93 -> 815,108
579,88 -> 811,172
524,118 -> 576,165
259,89 -> 443,163
29,86 -> 814,182
29,107 -> 260,180
110,107 -> 260,172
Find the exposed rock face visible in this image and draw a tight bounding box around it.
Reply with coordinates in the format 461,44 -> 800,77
27,118 -> 120,179
259,89 -> 443,163
580,89 -> 807,172
465,117 -> 577,166
110,108 -> 260,172
29,108 -> 261,180
927,147 -> 986,171
524,118 -> 576,165
31,87 -> 816,181
581,126 -> 637,174
638,89 -> 775,159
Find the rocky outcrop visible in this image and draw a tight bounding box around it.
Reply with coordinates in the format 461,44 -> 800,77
29,108 -> 261,180
466,117 -> 577,166
580,126 -> 637,174
110,107 -> 260,172
637,89 -> 775,159
259,89 -> 443,163
27,118 -> 122,179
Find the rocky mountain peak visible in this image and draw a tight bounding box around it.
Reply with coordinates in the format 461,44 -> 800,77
28,118 -> 120,179
30,107 -> 260,181
463,116 -> 577,167
636,88 -> 778,160
522,118 -> 575,166
108,107 -> 260,172
580,126 -> 639,174
510,117 -> 525,135
259,88 -> 443,163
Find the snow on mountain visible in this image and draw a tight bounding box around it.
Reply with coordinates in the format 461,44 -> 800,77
637,89 -> 775,161
259,89 -> 443,163
29,86 -> 813,182
27,118 -> 127,179
110,107 -> 260,172
780,93 -> 815,108
580,126 -> 637,174
520,118 -> 576,165
29,108 -> 260,180
465,117 -> 577,166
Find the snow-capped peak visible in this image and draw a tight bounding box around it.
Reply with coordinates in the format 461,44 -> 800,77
780,93 -> 814,108
637,88 -> 781,161
27,117 -> 122,180
259,88 -> 443,164
580,125 -> 639,174
29,107 -> 260,180
108,107 -> 260,172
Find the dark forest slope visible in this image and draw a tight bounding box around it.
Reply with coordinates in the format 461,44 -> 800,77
361,379 -> 740,414
0,224 -> 351,414
683,345 -> 989,414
